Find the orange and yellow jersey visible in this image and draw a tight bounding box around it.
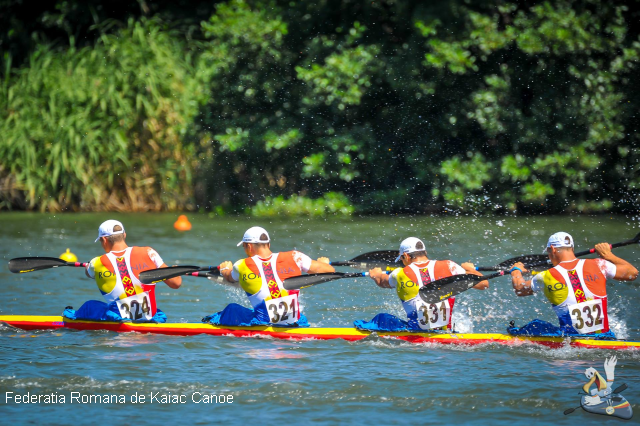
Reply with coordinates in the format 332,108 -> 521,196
530,258 -> 616,333
389,260 -> 465,330
231,251 -> 312,308
86,246 -> 164,314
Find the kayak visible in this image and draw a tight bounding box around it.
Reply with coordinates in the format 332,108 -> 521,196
2,315 -> 640,350
580,394 -> 633,419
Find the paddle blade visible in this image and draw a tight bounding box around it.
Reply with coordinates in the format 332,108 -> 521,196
8,257 -> 69,273
563,408 -> 577,415
418,274 -> 481,304
612,383 -> 627,394
282,272 -> 363,290
496,254 -> 549,269
350,250 -> 399,263
331,251 -> 402,269
139,265 -> 201,284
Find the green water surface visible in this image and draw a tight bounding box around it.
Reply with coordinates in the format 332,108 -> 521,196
1,213 -> 639,425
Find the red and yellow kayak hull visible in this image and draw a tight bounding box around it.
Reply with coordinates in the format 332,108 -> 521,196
2,315 -> 639,350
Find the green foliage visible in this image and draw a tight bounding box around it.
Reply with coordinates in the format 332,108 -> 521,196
418,0 -> 640,213
296,23 -> 381,108
250,192 -> 354,217
0,18 -> 204,211
2,0 -> 640,214
436,153 -> 493,209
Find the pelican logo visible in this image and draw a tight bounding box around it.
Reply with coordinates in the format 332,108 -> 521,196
563,356 -> 633,419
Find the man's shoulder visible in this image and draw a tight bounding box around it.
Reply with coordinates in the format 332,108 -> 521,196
130,246 -> 154,253
279,250 -> 304,257
435,259 -> 460,266
586,257 -> 612,270
94,253 -> 110,264
235,257 -> 259,272
389,268 -> 402,278
434,259 -> 464,275
91,254 -> 113,272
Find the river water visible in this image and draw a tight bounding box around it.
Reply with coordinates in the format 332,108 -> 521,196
1,213 -> 639,424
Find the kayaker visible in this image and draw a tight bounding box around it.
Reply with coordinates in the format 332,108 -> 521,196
204,226 -> 334,327
357,237 -> 488,332
508,232 -> 638,338
64,220 -> 181,323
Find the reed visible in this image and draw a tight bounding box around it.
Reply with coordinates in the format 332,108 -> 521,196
0,18 -> 204,211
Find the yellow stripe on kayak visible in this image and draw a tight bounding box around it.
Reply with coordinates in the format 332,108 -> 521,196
1,315 -> 640,348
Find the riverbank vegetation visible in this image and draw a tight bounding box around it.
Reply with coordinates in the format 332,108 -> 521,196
1,0 -> 638,215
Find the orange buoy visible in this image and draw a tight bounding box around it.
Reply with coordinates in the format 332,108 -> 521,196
174,215 -> 192,231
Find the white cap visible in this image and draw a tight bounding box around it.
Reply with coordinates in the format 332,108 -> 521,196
545,232 -> 574,252
396,237 -> 426,262
95,220 -> 125,242
237,226 -> 270,246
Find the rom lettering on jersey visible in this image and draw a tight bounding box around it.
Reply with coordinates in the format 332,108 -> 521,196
416,300 -> 450,330
116,291 -> 152,321
568,299 -> 604,334
265,293 -> 300,326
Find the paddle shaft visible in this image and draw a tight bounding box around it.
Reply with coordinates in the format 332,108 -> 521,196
8,256 -> 88,273
528,240 -> 637,269
478,233 -> 640,271
187,271 -> 219,279
282,270 -> 391,290
138,265 -> 220,284
331,250 -> 401,268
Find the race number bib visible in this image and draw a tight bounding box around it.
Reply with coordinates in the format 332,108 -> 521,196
116,291 -> 153,321
265,293 -> 300,326
568,299 -> 604,334
416,300 -> 450,330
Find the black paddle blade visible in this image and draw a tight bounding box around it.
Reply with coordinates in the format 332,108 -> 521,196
8,257 -> 69,273
496,254 -> 549,269
282,272 -> 363,291
418,274 -> 481,304
563,407 -> 577,415
139,265 -> 201,284
350,250 -> 399,263
612,383 -> 627,394
332,250 -> 402,269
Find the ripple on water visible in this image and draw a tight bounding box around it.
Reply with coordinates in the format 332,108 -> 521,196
1,215 -> 639,424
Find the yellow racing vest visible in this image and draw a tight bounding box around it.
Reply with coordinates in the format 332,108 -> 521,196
91,247 -> 156,317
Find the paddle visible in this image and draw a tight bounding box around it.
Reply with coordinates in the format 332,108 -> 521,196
281,272 -> 371,290
477,232 -> 640,271
8,257 -> 88,273
527,232 -> 640,270
418,271 -> 504,304
331,250 -> 401,268
476,254 -> 549,271
138,265 -> 220,284
563,384 -> 627,415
